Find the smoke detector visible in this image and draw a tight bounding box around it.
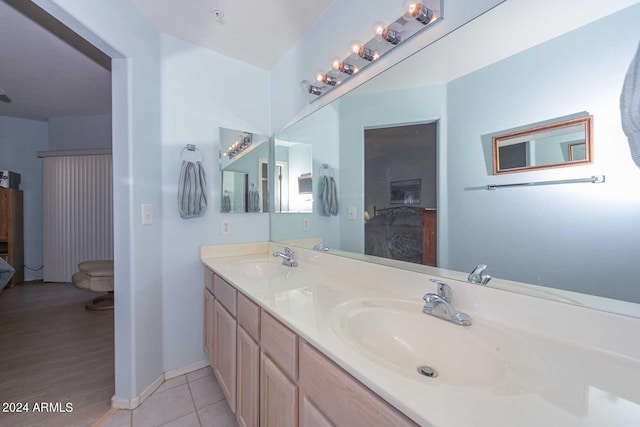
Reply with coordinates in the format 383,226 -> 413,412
211,8 -> 225,24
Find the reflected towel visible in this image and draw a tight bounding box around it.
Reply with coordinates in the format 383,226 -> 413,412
621,42 -> 640,169
178,160 -> 208,218
221,194 -> 231,213
248,188 -> 260,213
320,175 -> 338,216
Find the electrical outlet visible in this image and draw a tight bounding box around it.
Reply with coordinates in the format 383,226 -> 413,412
141,204 -> 152,225
302,218 -> 310,231
347,207 -> 357,220
221,219 -> 232,236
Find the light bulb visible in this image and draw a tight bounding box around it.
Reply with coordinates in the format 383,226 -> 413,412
373,21 -> 401,44
331,57 -> 356,75
300,80 -> 322,96
350,40 -> 378,62
315,69 -> 338,86
403,0 -> 434,24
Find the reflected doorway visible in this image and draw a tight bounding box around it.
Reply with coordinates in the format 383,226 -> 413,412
364,122 -> 438,266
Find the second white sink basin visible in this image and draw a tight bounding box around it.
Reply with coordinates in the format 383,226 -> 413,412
332,298 -> 547,392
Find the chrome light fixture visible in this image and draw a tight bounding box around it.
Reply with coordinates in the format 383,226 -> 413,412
301,0 -> 443,100
224,133 -> 253,159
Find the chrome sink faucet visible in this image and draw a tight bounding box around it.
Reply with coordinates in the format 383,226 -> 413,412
468,264 -> 491,285
423,279 -> 472,326
273,246 -> 298,267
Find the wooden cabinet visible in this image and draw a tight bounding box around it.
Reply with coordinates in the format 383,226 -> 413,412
261,352 -> 298,427
298,340 -> 417,427
203,268 -> 417,427
237,326 -> 260,427
421,209 -> 437,267
213,299 -> 237,412
300,394 -> 334,427
0,188 -> 23,287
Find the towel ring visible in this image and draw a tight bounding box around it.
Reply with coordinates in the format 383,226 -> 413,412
181,144 -> 204,162
319,163 -> 334,178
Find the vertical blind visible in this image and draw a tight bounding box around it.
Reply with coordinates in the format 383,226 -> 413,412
42,153 -> 113,282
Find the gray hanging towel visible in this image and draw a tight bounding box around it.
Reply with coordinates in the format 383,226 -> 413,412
320,175 -> 338,216
248,185 -> 260,212
178,160 -> 208,218
221,192 -> 231,213
621,42 -> 640,169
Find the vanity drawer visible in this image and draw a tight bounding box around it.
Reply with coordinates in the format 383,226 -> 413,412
299,340 -> 418,427
238,292 -> 260,341
204,267 -> 214,294
213,274 -> 237,316
260,311 -> 298,380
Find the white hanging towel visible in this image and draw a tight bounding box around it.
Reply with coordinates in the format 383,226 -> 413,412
178,160 -> 208,218
621,42 -> 640,169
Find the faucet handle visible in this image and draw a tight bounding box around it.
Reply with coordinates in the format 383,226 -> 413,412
280,246 -> 294,257
468,264 -> 491,285
429,279 -> 452,301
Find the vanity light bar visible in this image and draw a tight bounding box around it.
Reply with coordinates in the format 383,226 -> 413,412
225,134 -> 252,159
301,0 -> 442,99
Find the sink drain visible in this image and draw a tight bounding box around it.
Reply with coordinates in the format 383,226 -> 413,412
417,365 -> 438,378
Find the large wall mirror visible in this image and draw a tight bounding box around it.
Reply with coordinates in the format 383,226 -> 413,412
270,3 -> 640,318
220,127 -> 270,213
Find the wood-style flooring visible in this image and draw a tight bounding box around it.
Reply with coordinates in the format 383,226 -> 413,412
0,281 -> 114,427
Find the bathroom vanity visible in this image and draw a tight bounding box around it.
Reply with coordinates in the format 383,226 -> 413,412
201,242 -> 640,427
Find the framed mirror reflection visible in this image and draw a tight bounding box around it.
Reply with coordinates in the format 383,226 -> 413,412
492,115 -> 593,174
219,127 -> 270,214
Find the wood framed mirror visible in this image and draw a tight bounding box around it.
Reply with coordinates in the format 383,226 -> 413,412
492,115 -> 593,175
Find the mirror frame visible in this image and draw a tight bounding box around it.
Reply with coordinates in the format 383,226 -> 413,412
492,115 -> 593,175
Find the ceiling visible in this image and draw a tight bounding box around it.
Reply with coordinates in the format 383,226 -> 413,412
0,0 -> 111,121
0,0 -> 333,122
131,0 -> 334,70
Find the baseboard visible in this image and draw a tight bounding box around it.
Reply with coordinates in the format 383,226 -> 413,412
164,359 -> 210,380
111,374 -> 164,410
110,359 -> 210,409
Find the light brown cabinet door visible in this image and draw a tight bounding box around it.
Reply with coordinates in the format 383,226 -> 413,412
299,394 -> 334,427
260,353 -> 297,427
213,299 -> 237,413
237,326 -> 260,427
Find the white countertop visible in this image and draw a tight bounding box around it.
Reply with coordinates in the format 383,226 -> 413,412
201,242 -> 640,427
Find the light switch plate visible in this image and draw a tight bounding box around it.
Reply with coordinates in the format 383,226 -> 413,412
347,207 -> 357,220
221,219 -> 232,235
141,204 -> 152,225
302,218 -> 310,231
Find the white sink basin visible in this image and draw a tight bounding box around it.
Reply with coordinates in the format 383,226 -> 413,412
332,298 -> 547,392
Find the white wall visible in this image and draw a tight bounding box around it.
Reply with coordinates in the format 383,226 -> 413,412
446,6 -> 640,302
159,34 -> 271,373
35,0 -> 164,402
0,116 -> 48,281
48,114 -> 112,150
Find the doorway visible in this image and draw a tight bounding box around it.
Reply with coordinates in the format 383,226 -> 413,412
363,122 -> 438,266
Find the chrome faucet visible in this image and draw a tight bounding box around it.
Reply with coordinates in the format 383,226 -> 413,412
312,241 -> 329,252
272,246 -> 298,267
423,279 -> 472,326
468,264 -> 491,285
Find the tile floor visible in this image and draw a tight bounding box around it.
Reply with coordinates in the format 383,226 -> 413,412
101,367 -> 237,427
